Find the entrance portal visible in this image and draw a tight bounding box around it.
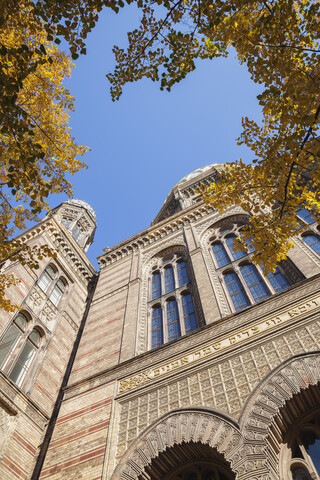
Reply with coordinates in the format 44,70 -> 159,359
140,441 -> 235,480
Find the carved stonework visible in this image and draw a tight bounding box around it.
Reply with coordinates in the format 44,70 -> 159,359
112,409 -> 241,480
39,300 -> 58,331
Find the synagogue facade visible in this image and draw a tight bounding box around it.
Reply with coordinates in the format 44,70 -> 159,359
0,165 -> 319,480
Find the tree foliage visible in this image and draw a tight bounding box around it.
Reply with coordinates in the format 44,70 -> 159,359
0,1 -> 88,311
2,0 -> 320,282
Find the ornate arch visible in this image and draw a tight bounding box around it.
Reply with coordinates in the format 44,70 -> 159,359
237,351 -> 320,480
111,408 -> 242,480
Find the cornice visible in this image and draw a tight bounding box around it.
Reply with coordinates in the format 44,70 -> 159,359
17,217 -> 97,283
98,202 -> 215,268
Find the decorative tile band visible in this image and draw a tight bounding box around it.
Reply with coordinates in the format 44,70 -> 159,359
119,295 -> 320,393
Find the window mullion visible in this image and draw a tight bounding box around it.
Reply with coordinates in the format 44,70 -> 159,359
177,293 -> 186,336
162,301 -> 168,344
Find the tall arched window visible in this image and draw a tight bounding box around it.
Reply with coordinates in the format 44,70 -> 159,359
239,264 -> 270,303
49,278 -> 66,306
177,261 -> 188,286
164,266 -> 175,293
223,272 -> 250,312
152,272 -> 161,299
151,306 -> 163,349
8,329 -> 41,387
0,313 -> 27,370
149,254 -> 199,349
302,234 -> 320,254
0,314 -> 43,388
212,242 -> 230,267
166,299 -> 181,342
225,235 -> 246,260
182,293 -> 197,334
37,265 -> 56,293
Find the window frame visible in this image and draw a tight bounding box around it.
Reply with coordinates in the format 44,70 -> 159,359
0,313 -> 44,389
148,254 -> 198,349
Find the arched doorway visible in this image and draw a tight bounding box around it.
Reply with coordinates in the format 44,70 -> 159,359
278,386 -> 320,480
111,408 -> 240,480
140,441 -> 235,480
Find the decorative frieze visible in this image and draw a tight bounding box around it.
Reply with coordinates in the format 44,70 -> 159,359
119,294 -> 320,393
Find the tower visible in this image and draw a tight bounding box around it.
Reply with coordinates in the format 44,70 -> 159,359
0,200 -> 97,480
1,167 -> 320,480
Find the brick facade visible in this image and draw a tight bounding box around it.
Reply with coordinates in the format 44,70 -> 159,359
1,167 -> 320,479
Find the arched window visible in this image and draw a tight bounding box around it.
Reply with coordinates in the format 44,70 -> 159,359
8,329 -> 41,387
0,313 -> 27,370
152,272 -> 161,299
166,299 -> 181,342
223,271 -> 250,312
177,261 -> 189,286
302,234 -> 320,254
212,242 -> 230,267
225,235 -> 246,260
49,278 -> 66,306
182,293 -> 197,334
239,264 -> 270,303
151,306 -> 163,349
37,265 -> 56,293
149,255 -> 199,349
0,314 -> 43,388
164,266 -> 175,293
210,223 -> 293,313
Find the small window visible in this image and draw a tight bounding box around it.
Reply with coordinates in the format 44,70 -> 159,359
49,278 -> 66,306
164,266 -> 175,294
38,265 -> 56,293
224,271 -> 250,312
62,217 -> 73,229
72,223 -> 83,242
212,242 -> 230,268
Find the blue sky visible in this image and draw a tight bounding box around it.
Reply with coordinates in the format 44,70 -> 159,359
48,6 -> 262,268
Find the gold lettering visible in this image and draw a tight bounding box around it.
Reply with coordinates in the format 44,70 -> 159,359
288,308 -> 299,318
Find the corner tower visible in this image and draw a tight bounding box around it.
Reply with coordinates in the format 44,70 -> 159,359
49,199 -> 97,252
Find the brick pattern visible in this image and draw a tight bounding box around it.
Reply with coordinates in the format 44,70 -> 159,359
39,384 -> 114,480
